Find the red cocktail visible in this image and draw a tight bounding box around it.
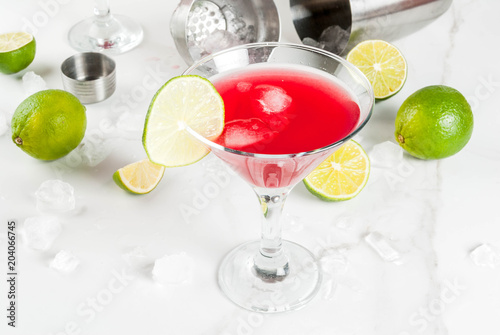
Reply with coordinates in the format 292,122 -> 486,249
183,43 -> 373,313
210,64 -> 361,189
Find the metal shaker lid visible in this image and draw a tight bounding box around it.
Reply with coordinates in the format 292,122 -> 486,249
171,0 -> 281,65
290,0 -> 453,55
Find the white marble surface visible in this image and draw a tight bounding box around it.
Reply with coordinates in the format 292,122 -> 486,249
1,0 -> 499,334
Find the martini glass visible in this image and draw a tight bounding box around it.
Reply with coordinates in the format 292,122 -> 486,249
184,43 -> 373,312
68,0 -> 143,54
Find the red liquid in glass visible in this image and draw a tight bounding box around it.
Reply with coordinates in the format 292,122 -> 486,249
212,66 -> 360,155
210,65 -> 361,188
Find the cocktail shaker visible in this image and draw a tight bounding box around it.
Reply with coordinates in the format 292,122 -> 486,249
171,0 -> 452,65
170,0 -> 280,65
290,0 -> 453,54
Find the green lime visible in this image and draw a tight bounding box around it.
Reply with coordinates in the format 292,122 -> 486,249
260,199 -> 268,217
0,32 -> 36,74
347,40 -> 407,100
304,140 -> 370,201
113,159 -> 165,194
395,85 -> 473,160
142,75 -> 225,167
11,89 -> 87,160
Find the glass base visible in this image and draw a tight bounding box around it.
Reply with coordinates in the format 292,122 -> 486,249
68,14 -> 143,54
218,240 -> 322,313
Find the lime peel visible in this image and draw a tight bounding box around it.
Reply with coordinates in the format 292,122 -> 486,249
142,75 -> 225,167
0,32 -> 36,74
304,140 -> 370,201
113,159 -> 166,194
11,89 -> 86,160
347,40 -> 407,100
395,85 -> 473,160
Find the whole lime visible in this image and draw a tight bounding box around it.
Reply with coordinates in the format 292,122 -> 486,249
395,85 -> 473,160
0,32 -> 36,74
11,89 -> 87,160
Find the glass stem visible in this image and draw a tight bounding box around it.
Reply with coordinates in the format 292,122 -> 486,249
94,0 -> 111,21
252,186 -> 292,281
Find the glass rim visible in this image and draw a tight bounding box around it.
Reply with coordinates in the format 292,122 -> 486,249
182,42 -> 374,159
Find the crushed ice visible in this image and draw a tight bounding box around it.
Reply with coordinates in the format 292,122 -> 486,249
35,179 -> 75,213
152,252 -> 194,286
319,248 -> 350,300
369,141 -> 404,168
74,136 -> 113,167
217,118 -> 277,150
364,231 -> 403,265
50,250 -> 80,273
202,29 -> 240,55
470,244 -> 500,268
253,85 -> 292,114
251,85 -> 293,131
122,246 -> 151,270
22,216 -> 62,251
22,71 -> 47,96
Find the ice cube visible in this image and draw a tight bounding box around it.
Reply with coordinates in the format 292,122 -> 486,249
35,180 -> 75,213
239,24 -> 255,43
321,278 -> 338,301
318,25 -> 350,55
188,45 -> 204,62
319,249 -> 349,300
236,81 -> 252,93
22,71 -> 47,96
470,244 -> 500,268
369,141 -> 404,168
122,246 -> 151,270
217,118 -> 278,151
229,17 -> 246,32
50,250 -> 80,273
22,216 -> 62,250
221,5 -> 253,40
0,111 -> 8,137
51,131 -> 113,172
335,215 -> 363,230
252,85 -> 292,114
364,232 -> 402,264
76,137 -> 112,167
116,112 -> 144,132
302,37 -> 321,48
250,85 -> 294,131
221,6 -> 238,28
152,252 -> 194,285
320,250 -> 349,276
202,29 -> 240,55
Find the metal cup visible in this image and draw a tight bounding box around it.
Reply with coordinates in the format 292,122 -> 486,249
170,0 -> 281,65
61,52 -> 116,104
290,0 -> 453,55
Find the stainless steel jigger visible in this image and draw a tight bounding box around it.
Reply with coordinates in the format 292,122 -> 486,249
290,0 -> 453,55
61,52 -> 116,104
170,0 -> 281,65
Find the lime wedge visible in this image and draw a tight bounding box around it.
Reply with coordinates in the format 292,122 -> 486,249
0,32 -> 36,74
260,199 -> 268,217
142,75 -> 225,167
304,140 -> 370,201
113,159 -> 166,194
346,40 -> 407,100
